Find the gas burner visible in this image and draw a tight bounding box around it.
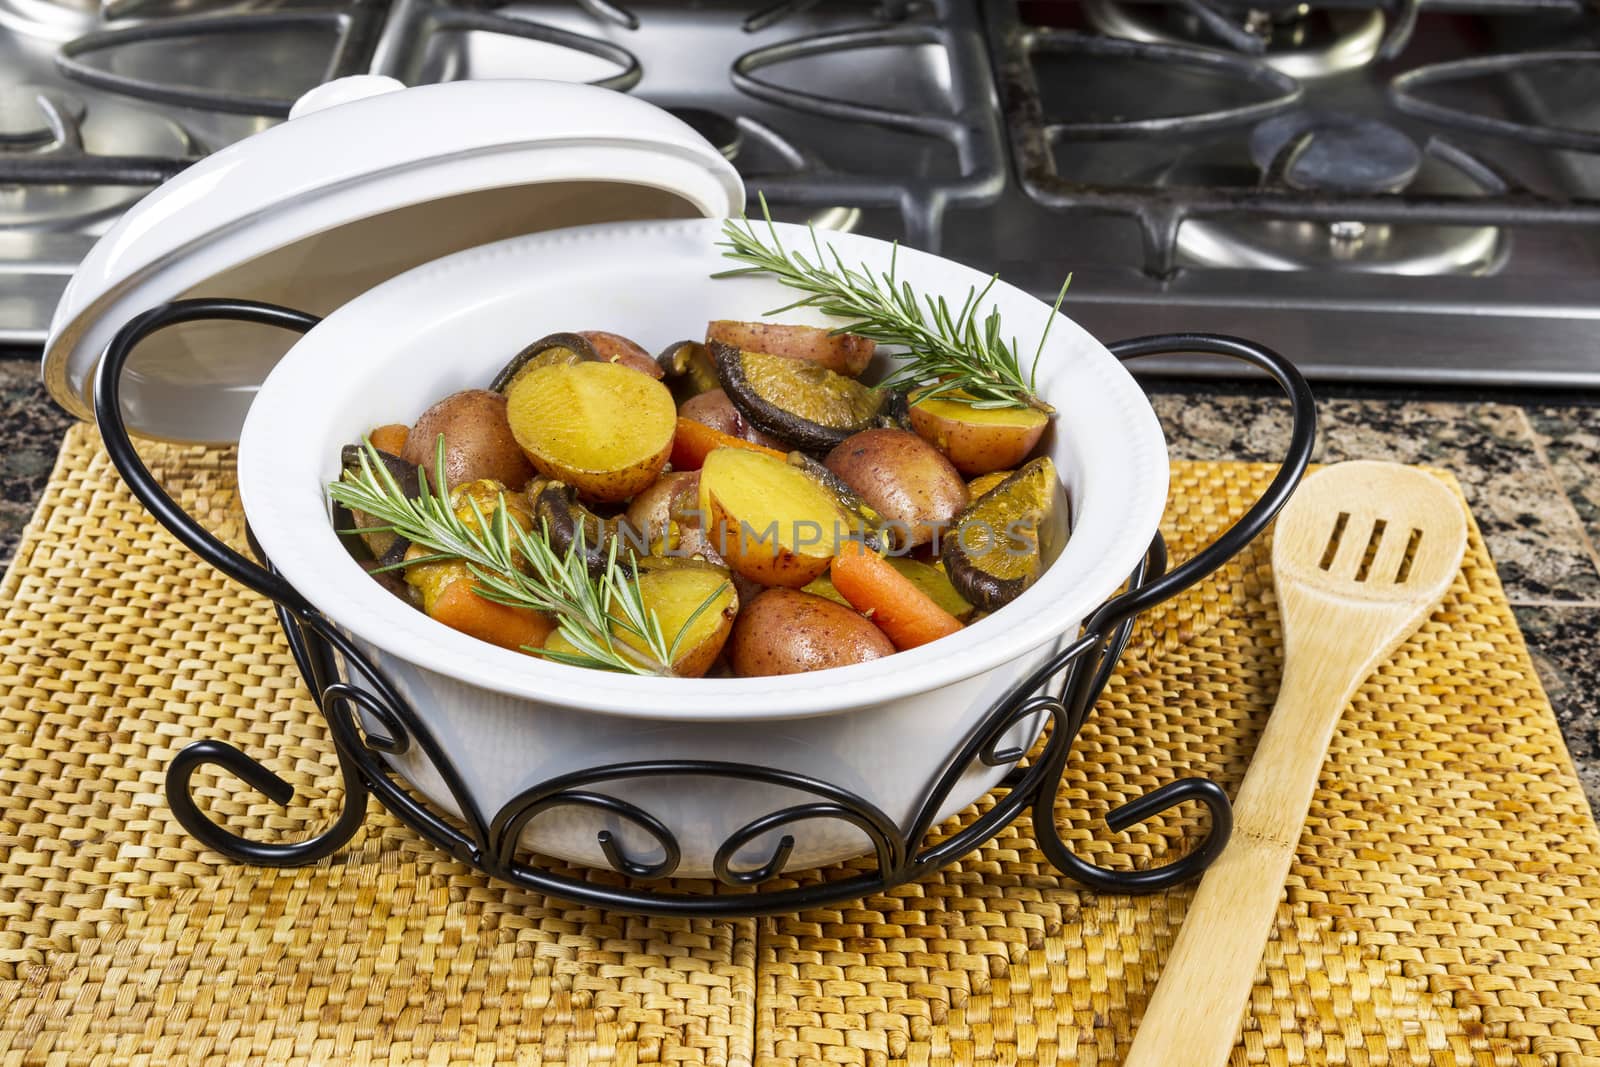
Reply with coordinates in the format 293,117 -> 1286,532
0,84 -> 84,147
0,92 -> 193,230
1249,111 -> 1420,194
1160,125 -> 1508,275
668,107 -> 742,161
0,0 -> 94,42
1081,0 -> 1385,79
729,114 -> 860,234
664,106 -> 858,233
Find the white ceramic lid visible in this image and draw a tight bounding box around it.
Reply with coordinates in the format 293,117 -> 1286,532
42,77 -> 745,444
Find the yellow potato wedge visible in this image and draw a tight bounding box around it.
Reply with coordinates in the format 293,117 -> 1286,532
505,361 -> 676,503
623,561 -> 738,678
538,560 -> 737,677
908,389 -> 1049,477
699,447 -> 848,587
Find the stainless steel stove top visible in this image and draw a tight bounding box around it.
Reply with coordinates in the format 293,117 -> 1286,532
3,0 -> 1600,386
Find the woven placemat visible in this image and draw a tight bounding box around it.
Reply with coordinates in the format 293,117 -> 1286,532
1,425 -> 1597,1067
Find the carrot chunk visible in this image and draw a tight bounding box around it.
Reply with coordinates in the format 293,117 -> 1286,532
426,572 -> 555,653
368,423 -> 410,455
670,416 -> 787,471
829,540 -> 963,651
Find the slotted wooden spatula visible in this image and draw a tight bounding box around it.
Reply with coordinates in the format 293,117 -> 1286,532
1124,461 -> 1468,1067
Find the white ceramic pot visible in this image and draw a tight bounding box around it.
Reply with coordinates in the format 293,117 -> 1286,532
43,77 -> 1176,882
233,218 -> 1170,878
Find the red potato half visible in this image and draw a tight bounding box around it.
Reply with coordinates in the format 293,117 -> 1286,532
541,561 -> 738,677
504,361 -> 676,503
400,388 -> 535,491
706,320 -> 875,378
624,562 -> 739,678
579,330 -> 665,379
825,428 -> 969,549
727,588 -> 894,676
698,447 -> 848,587
907,389 -> 1050,477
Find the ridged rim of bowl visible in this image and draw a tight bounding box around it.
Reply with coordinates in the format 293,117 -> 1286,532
237,218 -> 1169,721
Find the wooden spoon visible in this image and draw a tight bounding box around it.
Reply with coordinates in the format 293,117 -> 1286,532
1124,461 -> 1468,1067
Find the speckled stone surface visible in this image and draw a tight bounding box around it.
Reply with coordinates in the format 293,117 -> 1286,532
1527,406 -> 1600,571
0,359 -> 75,567
1,359 -> 1596,812
1149,394 -> 1600,602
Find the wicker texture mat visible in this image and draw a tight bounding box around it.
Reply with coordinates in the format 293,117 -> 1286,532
2,425 -> 1597,1067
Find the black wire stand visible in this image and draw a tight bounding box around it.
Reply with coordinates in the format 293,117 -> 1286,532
93,298 -> 1315,918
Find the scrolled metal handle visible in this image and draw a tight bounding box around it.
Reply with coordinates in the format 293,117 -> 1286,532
1095,333 -> 1315,631
93,298 -> 324,607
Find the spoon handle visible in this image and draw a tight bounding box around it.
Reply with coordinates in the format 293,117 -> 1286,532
1123,600 -> 1387,1067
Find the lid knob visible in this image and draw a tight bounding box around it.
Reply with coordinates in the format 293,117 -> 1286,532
289,75 -> 407,120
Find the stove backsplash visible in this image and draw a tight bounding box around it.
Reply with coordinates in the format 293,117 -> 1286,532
4,0 -> 1600,385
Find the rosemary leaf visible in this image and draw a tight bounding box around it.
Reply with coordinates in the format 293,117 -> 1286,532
328,438 -> 679,676
717,195 -> 1069,413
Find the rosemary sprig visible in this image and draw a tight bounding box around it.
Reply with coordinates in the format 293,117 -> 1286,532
714,194 -> 1070,413
328,438 -> 721,676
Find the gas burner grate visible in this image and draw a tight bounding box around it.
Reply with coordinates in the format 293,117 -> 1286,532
40,0 -> 1006,252
1067,0 -> 1588,71
990,0 -> 1600,277
0,84 -> 195,201
1390,50 -> 1600,154
569,0 -> 913,34
726,2 -> 1006,249
53,0 -> 640,117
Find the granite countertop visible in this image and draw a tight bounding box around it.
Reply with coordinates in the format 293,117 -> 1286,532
2,358 -> 1596,811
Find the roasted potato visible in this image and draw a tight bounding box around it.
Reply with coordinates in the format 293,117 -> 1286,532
538,559 -> 737,677
679,388 -> 785,448
699,447 -> 847,587
908,389 -> 1049,477
579,330 -> 664,379
400,388 -> 536,491
825,428 -> 968,549
624,560 -> 738,677
505,361 -> 676,503
707,320 -> 874,378
727,588 -> 894,676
